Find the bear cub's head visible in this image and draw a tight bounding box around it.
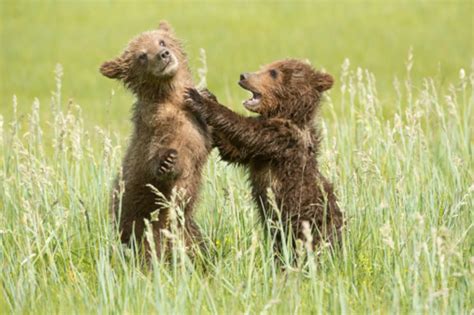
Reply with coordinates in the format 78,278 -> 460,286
238,59 -> 333,125
100,21 -> 189,100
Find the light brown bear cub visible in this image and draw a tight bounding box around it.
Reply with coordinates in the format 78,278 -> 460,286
186,59 -> 344,257
100,21 -> 212,259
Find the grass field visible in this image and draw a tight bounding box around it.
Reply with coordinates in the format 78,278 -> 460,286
1,1 -> 473,314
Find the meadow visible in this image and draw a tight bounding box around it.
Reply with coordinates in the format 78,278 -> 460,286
1,1 -> 473,314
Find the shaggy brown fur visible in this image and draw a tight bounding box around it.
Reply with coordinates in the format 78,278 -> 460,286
100,21 -> 212,258
186,59 -> 344,255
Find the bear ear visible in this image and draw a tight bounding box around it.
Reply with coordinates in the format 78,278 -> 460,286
158,20 -> 174,33
100,58 -> 126,80
313,72 -> 334,92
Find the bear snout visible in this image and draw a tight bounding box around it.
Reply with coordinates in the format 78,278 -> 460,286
157,49 -> 171,61
240,73 -> 250,81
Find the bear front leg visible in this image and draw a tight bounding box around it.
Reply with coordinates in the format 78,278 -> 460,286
185,88 -> 296,159
213,131 -> 250,163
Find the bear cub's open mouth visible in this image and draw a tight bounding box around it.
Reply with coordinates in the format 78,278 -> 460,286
239,81 -> 262,108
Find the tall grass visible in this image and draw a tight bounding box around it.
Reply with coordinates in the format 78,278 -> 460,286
0,55 -> 472,314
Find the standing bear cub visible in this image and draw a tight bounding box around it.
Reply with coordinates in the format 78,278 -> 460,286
100,21 -> 212,258
186,59 -> 344,255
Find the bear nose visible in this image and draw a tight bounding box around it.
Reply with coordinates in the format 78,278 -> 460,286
158,49 -> 170,60
240,73 -> 249,81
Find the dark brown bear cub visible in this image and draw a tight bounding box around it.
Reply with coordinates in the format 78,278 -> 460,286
186,59 -> 343,256
100,21 -> 212,259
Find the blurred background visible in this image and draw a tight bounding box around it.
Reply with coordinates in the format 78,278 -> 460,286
1,0 -> 472,134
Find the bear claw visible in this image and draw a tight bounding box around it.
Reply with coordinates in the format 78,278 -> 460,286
185,88 -> 203,103
156,149 -> 178,177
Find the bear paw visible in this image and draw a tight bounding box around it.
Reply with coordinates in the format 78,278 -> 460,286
185,88 -> 204,104
156,149 -> 178,178
199,88 -> 218,102
184,88 -> 210,119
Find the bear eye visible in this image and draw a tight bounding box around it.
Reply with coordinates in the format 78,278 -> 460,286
138,53 -> 147,63
159,40 -> 166,47
269,69 -> 278,79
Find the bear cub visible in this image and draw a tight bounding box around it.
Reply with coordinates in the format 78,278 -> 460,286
186,59 -> 344,256
100,21 -> 212,259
